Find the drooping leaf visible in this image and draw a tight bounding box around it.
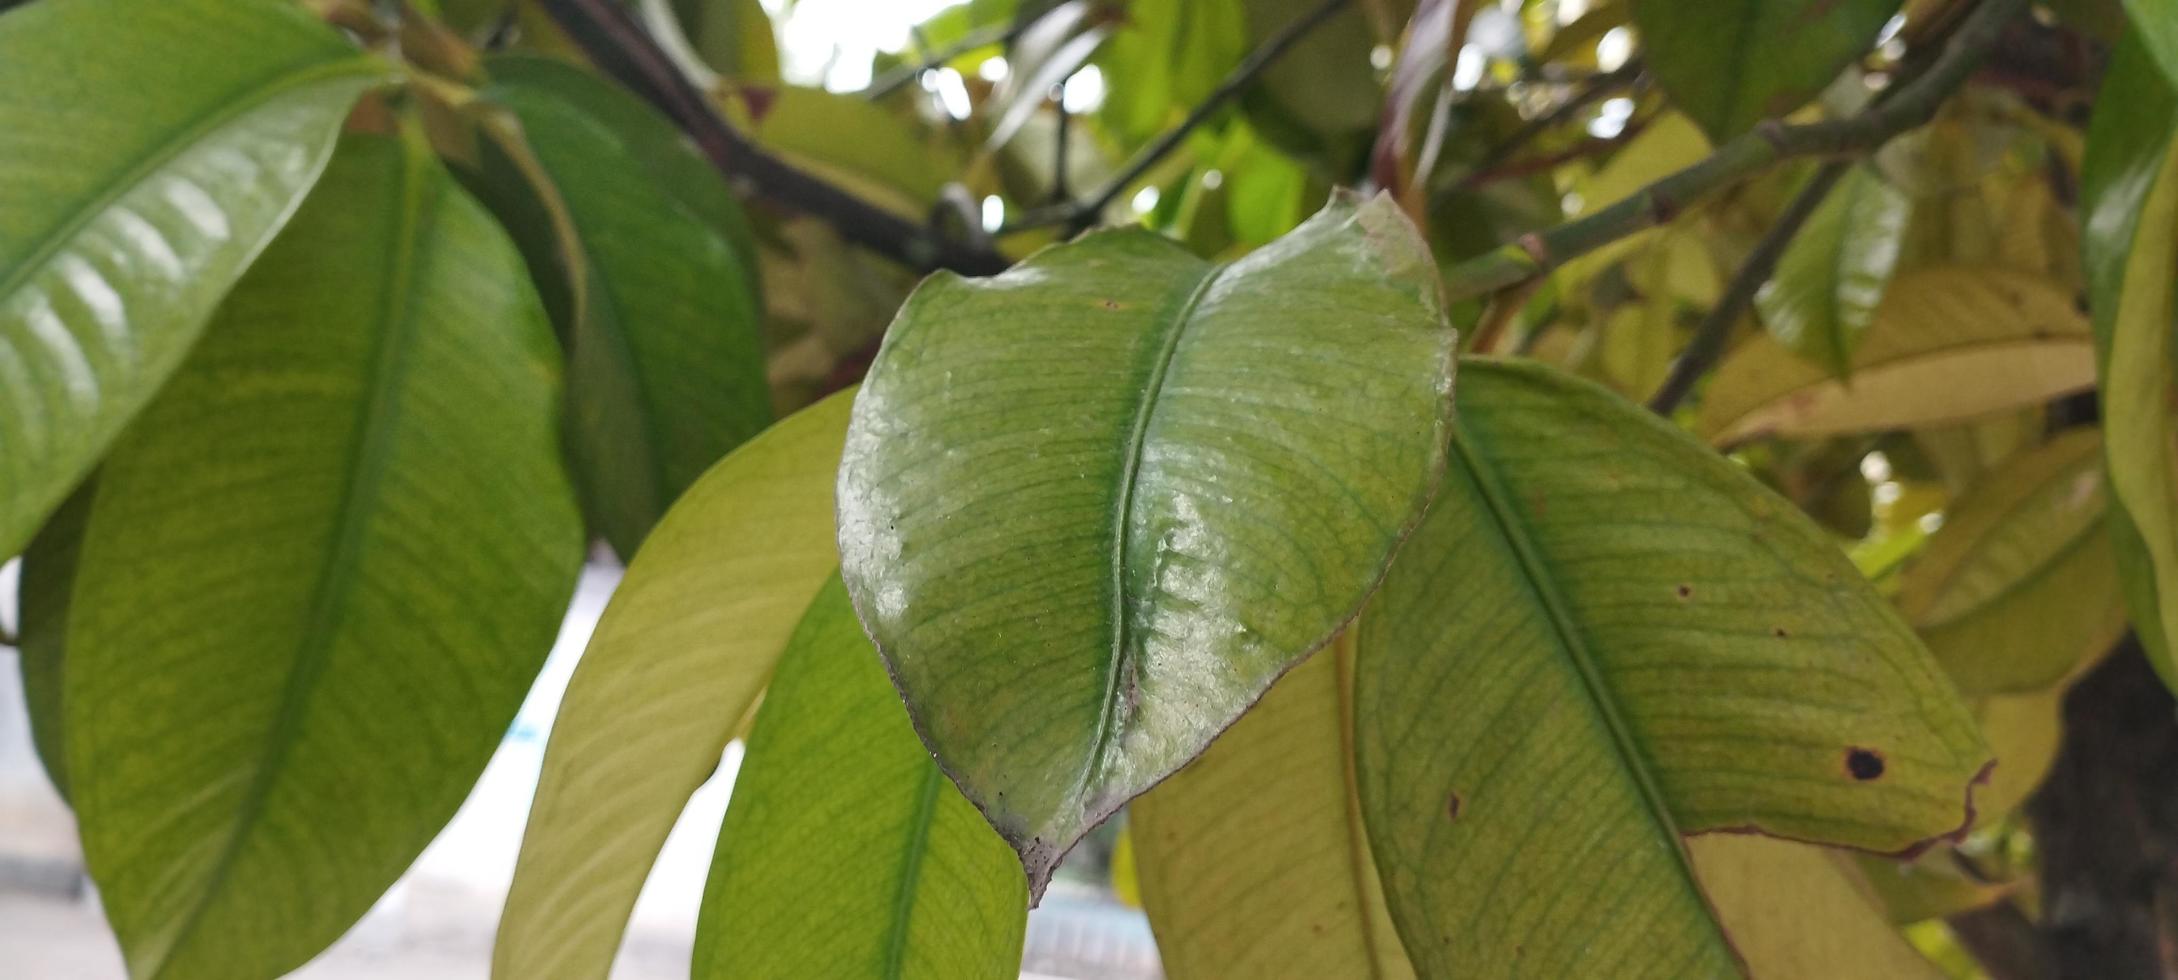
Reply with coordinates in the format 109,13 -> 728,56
1898,429 -> 2124,695
692,577 -> 1028,979
15,483 -> 92,799
2080,34 -> 2178,680
1700,266 -> 2096,444
1132,635 -> 1412,980
1357,358 -> 1990,977
494,390 -> 854,980
1755,165 -> 1912,377
837,192 -> 1458,896
482,55 -> 772,557
1688,836 -> 1945,979
0,0 -> 393,556
1629,0 -> 1900,141
62,134 -> 583,980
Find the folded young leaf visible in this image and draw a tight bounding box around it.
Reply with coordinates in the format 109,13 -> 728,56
1755,165 -> 1912,378
495,391 -> 854,980
1898,429 -> 2124,695
482,55 -> 773,558
2080,34 -> 2178,682
63,134 -> 584,980
693,577 -> 1027,979
1700,266 -> 2096,444
1358,359 -> 1990,978
1630,0 -> 1899,142
0,0 -> 394,556
1133,635 -> 1414,980
837,191 -> 1458,897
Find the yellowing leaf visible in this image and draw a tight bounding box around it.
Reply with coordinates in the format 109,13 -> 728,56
1899,430 -> 2124,695
1691,835 -> 1944,979
1133,637 -> 1413,980
496,392 -> 854,979
1700,267 -> 2096,444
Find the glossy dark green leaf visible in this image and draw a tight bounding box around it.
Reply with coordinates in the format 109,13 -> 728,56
495,391 -> 854,980
63,134 -> 584,980
1755,165 -> 1911,377
694,577 -> 1027,979
0,0 -> 393,557
1629,0 -> 1900,141
1358,359 -> 1989,978
837,192 -> 1457,896
2080,33 -> 2178,680
483,54 -> 772,557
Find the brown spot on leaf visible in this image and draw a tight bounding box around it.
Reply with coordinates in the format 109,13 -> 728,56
1100,298 -> 1120,310
1446,791 -> 1463,822
1675,584 -> 1693,600
1772,626 -> 1789,638
1846,747 -> 1886,781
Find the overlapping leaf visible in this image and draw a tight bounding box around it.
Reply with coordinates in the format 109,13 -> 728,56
483,55 -> 773,557
693,578 -> 1027,979
1630,0 -> 1900,141
1756,165 -> 1912,376
1132,636 -> 1413,980
496,391 -> 854,979
1700,266 -> 2096,444
61,134 -> 583,980
0,0 -> 393,556
1899,429 -> 2124,694
2080,34 -> 2178,680
1358,358 -> 1989,977
837,192 -> 1457,895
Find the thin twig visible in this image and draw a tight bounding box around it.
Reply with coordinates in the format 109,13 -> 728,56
1461,59 -> 1643,182
865,1 -> 1064,100
536,0 -> 1012,275
1051,83 -> 1073,203
1646,160 -> 1848,415
1436,0 -> 2026,304
1001,0 -> 1349,235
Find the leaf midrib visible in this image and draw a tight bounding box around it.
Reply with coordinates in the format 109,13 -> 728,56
0,56 -> 382,312
151,140 -> 439,978
1082,259 -> 1225,798
881,763 -> 946,978
1444,424 -> 1733,964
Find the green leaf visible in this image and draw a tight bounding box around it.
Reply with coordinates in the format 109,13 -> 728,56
1755,165 -> 1912,377
1699,266 -> 2096,444
985,1 -> 1113,150
495,390 -> 854,979
1629,0 -> 1900,141
736,85 -> 965,218
1133,634 -> 1414,979
2122,0 -> 2178,90
693,577 -> 1028,978
16,483 -> 92,800
837,191 -> 1457,895
1899,430 -> 2125,695
668,0 -> 781,81
482,54 -> 773,557
1095,0 -> 1248,145
1357,358 -> 1990,977
2081,33 -> 2178,680
62,134 -> 584,980
1240,0 -> 1383,156
0,0 -> 392,557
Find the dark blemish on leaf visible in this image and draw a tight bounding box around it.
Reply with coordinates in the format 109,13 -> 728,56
1772,626 -> 1789,638
1675,585 -> 1693,600
1846,747 -> 1886,781
1100,298 -> 1120,310
1446,792 -> 1462,821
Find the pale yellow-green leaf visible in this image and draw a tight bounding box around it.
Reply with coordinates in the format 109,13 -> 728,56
1699,266 -> 2096,444
1690,835 -> 1944,979
1133,636 -> 1412,980
1899,429 -> 2124,695
495,391 -> 855,979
